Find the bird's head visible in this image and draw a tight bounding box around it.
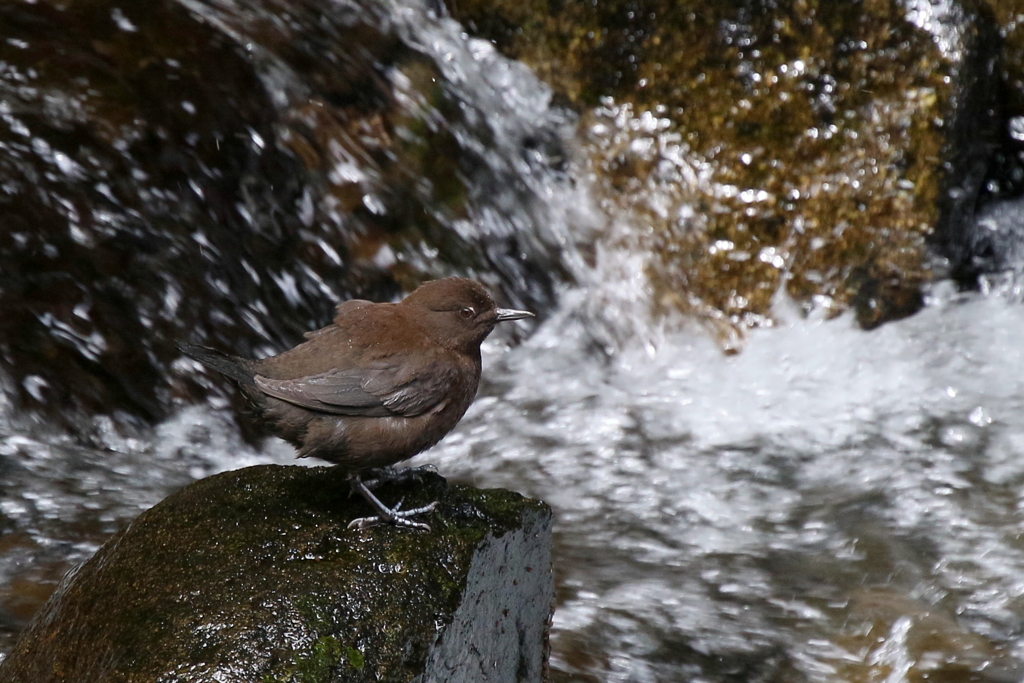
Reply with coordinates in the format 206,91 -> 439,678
400,277 -> 534,354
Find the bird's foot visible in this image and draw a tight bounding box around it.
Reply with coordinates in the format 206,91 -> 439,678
347,477 -> 437,531
359,464 -> 438,490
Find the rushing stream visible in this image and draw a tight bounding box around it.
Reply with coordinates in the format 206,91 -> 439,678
454,278 -> 1024,681
2,0 -> 1024,681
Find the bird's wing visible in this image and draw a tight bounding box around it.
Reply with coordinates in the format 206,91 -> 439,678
365,362 -> 457,416
253,358 -> 454,418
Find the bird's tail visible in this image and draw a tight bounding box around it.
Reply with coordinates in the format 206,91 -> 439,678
177,343 -> 255,385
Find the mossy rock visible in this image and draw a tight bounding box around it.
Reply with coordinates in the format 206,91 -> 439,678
452,0 -> 999,337
0,465 -> 553,682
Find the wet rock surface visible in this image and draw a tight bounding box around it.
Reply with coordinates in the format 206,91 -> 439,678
0,466 -> 553,683
451,0 -> 1000,337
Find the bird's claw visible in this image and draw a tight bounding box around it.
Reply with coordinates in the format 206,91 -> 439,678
347,501 -> 438,531
348,476 -> 437,531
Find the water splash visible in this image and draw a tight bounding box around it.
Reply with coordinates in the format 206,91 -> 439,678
416,280 -> 1024,680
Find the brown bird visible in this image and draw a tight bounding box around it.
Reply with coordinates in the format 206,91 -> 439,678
179,277 -> 533,530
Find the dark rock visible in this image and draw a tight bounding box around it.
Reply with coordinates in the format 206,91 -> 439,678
0,466 -> 553,682
979,2 -> 1024,203
0,0 -> 565,427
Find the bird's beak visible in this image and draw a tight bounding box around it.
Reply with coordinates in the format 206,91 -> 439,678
494,308 -> 535,322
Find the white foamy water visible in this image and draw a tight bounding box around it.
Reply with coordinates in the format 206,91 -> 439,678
408,281 -> 1024,681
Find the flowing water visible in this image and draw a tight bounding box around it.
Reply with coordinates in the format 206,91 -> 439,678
455,279 -> 1024,681
2,1 -> 1024,681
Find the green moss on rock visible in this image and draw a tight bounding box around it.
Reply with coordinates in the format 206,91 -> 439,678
453,0 -> 999,339
0,465 -> 553,683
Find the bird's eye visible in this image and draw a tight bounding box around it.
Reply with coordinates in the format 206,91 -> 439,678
459,306 -> 475,320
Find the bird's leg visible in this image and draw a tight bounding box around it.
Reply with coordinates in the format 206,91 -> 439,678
360,464 -> 438,490
347,475 -> 437,531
